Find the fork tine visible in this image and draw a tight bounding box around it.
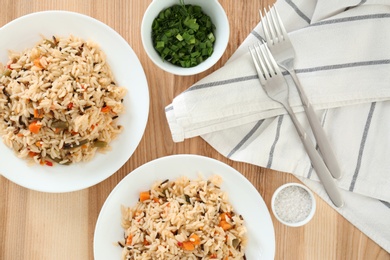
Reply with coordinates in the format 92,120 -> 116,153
249,46 -> 266,84
269,7 -> 283,43
262,43 -> 281,75
259,9 -> 271,43
250,42 -> 283,83
260,6 -> 282,45
264,7 -> 278,44
273,6 -> 288,40
260,6 -> 288,45
257,42 -> 282,78
254,43 -> 273,78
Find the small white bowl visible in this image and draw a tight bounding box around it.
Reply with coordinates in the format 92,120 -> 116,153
271,183 -> 316,227
141,0 -> 230,76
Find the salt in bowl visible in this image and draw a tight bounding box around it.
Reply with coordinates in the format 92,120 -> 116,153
271,183 -> 316,227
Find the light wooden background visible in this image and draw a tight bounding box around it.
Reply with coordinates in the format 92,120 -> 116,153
0,1 -> 389,259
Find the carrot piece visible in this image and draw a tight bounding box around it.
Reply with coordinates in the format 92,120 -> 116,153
33,58 -> 43,69
220,212 -> 232,221
28,151 -> 38,157
139,191 -> 150,202
33,108 -> 44,119
143,238 -> 150,246
182,241 -> 195,251
189,233 -> 201,245
45,161 -> 53,166
17,133 -> 24,137
153,197 -> 160,203
35,141 -> 42,147
218,220 -> 233,231
210,253 -> 217,258
29,121 -> 42,134
101,106 -> 111,113
126,234 -> 133,245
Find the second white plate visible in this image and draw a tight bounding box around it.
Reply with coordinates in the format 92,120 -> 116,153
94,154 -> 275,260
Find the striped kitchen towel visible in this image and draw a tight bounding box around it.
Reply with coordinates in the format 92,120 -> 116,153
165,0 -> 390,253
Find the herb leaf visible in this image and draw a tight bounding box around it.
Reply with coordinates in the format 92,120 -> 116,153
151,2 -> 216,68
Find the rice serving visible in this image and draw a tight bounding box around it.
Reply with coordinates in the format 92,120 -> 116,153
119,175 -> 247,260
0,35 -> 126,165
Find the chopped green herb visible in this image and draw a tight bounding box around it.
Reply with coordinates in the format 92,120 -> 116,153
2,69 -> 12,77
63,139 -> 89,149
151,1 -> 216,68
51,120 -> 69,129
93,140 -> 108,148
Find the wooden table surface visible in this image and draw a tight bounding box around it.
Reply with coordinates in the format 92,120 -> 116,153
0,1 -> 389,259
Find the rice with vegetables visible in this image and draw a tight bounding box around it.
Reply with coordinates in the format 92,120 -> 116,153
0,35 -> 126,166
119,175 -> 247,259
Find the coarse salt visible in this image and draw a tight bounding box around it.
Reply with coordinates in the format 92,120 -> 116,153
274,185 -> 312,224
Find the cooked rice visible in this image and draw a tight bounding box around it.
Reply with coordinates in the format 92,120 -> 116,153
0,35 -> 126,165
119,175 -> 247,260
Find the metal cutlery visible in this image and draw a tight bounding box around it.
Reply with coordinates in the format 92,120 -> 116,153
249,42 -> 344,208
260,6 -> 342,180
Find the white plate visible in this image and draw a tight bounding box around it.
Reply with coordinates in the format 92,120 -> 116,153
0,11 -> 149,193
94,154 -> 275,260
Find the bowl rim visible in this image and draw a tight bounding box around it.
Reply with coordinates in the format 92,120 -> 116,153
141,0 -> 230,76
271,182 -> 317,227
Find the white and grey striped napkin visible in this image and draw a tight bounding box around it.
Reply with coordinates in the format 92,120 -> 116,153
165,0 -> 390,252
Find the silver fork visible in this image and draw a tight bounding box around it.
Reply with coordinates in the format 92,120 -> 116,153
249,42 -> 344,208
260,6 -> 342,180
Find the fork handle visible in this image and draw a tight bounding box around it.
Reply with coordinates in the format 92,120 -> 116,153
286,107 -> 344,208
288,70 -> 342,180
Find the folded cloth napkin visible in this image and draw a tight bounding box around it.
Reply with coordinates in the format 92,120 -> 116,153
165,0 -> 390,253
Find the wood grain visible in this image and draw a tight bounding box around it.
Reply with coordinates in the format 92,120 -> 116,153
0,1 -> 389,259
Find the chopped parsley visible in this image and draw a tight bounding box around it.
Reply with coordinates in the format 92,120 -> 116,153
151,1 -> 216,68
